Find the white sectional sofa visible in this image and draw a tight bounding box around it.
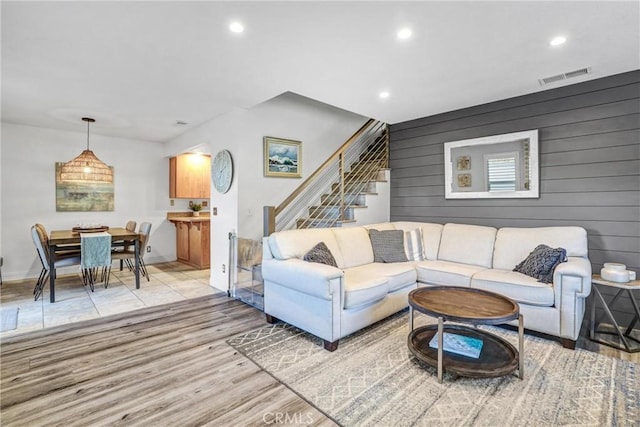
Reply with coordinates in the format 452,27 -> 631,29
262,222 -> 592,351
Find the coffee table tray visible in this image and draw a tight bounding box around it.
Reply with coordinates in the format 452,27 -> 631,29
408,324 -> 518,378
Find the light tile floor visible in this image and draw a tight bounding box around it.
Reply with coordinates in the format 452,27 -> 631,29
0,262 -> 221,338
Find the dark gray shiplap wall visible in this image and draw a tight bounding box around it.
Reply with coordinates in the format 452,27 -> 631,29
389,70 -> 640,330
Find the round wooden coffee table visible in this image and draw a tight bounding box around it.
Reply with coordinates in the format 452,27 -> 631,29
408,286 -> 524,383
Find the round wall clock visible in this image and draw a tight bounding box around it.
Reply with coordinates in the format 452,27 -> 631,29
212,149 -> 233,194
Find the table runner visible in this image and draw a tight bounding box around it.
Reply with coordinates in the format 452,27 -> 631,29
80,232 -> 111,268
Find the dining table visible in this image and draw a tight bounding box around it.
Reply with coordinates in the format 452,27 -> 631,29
48,227 -> 141,303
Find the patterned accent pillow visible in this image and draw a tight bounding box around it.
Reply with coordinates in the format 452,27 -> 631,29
513,244 -> 567,284
303,241 -> 337,267
404,228 -> 425,261
368,229 -> 409,263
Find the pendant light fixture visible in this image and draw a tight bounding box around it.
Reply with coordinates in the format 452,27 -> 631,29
59,117 -> 113,183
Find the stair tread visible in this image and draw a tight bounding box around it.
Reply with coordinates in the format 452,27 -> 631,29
326,190 -> 377,197
315,205 -> 368,208
310,205 -> 358,209
296,218 -> 356,228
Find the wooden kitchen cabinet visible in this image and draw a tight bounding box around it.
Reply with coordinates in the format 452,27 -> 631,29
176,221 -> 191,262
174,219 -> 210,269
169,153 -> 211,199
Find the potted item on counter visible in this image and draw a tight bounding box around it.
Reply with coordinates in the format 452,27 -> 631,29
190,202 -> 202,217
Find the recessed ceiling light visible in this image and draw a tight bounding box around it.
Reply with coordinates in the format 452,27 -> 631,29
549,35 -> 566,46
229,22 -> 244,33
397,27 -> 412,40
379,91 -> 390,99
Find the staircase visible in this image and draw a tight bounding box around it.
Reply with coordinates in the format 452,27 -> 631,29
298,137 -> 388,229
264,119 -> 389,235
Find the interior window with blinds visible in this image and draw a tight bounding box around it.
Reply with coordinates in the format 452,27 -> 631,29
485,152 -> 519,192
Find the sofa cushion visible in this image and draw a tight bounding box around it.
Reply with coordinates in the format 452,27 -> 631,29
514,244 -> 567,284
363,222 -> 396,231
342,268 -> 389,309
347,263 -> 417,293
268,228 -> 344,266
438,223 -> 497,268
392,222 -> 443,260
471,269 -> 555,306
368,229 -> 409,263
415,260 -> 486,287
331,227 -> 374,268
303,241 -> 337,267
493,227 -> 587,270
404,228 -> 425,261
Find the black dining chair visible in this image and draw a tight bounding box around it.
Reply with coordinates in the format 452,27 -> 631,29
30,225 -> 81,301
112,222 -> 152,281
114,220 -> 137,271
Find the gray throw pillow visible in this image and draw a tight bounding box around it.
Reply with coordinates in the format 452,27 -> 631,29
368,229 -> 409,263
513,244 -> 567,284
303,241 -> 337,267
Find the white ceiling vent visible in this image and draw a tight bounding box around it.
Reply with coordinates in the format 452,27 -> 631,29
538,67 -> 592,86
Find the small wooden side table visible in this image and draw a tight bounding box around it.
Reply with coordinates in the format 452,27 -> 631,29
590,274 -> 640,352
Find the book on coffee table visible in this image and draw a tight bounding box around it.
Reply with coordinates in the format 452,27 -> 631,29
429,332 -> 484,359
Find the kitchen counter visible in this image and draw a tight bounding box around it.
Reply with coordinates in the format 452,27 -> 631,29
168,212 -> 210,269
167,211 -> 211,223
168,216 -> 210,223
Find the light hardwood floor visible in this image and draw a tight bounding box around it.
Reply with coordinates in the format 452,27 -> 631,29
1,263 -> 636,426
1,292 -> 337,426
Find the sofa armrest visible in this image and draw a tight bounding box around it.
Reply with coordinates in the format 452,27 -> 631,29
262,258 -> 343,300
553,257 -> 592,298
552,256 -> 592,340
262,237 -> 273,260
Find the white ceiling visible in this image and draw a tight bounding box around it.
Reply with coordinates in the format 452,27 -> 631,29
2,1 -> 639,142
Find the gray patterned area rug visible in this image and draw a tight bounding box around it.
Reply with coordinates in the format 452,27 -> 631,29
227,310 -> 639,426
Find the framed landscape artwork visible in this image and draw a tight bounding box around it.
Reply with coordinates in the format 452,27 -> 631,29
264,136 -> 302,178
55,162 -> 114,211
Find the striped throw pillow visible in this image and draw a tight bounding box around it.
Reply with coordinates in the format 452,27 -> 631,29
404,228 -> 425,261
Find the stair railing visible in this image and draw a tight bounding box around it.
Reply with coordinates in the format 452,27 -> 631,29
301,129 -> 388,229
264,119 -> 388,235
